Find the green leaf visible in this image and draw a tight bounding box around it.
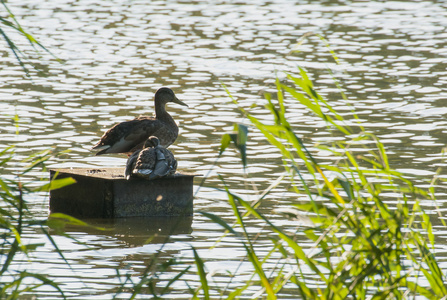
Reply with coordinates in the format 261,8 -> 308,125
337,178 -> 354,201
160,266 -> 191,295
220,124 -> 249,167
236,196 -> 329,280
242,242 -> 277,300
33,177 -> 76,192
18,271 -> 66,298
47,213 -> 106,230
235,124 -> 248,146
219,133 -> 232,156
199,211 -> 240,237
191,247 -> 210,300
405,281 -> 439,300
230,124 -> 248,167
421,211 -> 435,247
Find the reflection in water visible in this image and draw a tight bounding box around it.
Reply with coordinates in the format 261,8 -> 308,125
1,0 -> 447,298
64,216 -> 193,247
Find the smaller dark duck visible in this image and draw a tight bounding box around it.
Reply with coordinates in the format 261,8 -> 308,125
125,136 -> 177,180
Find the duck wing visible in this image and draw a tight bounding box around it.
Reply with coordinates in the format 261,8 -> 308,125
149,148 -> 177,179
125,149 -> 140,180
163,148 -> 177,175
92,117 -> 164,155
149,149 -> 169,179
131,147 -> 157,179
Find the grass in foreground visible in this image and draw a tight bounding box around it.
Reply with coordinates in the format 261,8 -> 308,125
192,67 -> 447,299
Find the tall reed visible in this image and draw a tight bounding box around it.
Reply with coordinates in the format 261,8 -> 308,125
0,143 -> 79,298
0,0 -> 60,76
196,67 -> 447,299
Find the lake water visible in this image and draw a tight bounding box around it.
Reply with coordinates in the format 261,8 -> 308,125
1,0 -> 447,298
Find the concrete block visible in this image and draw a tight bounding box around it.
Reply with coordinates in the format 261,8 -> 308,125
49,168 -> 195,218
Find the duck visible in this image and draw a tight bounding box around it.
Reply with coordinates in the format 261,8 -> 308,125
125,136 -> 177,180
92,87 -> 187,156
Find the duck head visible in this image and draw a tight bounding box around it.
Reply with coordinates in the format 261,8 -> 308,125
155,87 -> 188,107
144,136 -> 160,148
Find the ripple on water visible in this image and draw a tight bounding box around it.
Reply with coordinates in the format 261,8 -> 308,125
2,0 -> 447,298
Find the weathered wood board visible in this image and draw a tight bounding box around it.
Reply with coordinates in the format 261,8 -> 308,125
49,168 -> 194,218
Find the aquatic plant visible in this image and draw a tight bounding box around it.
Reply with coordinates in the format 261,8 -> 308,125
0,139 -> 80,298
0,0 -> 59,76
1,4 -> 445,294
194,67 -> 447,299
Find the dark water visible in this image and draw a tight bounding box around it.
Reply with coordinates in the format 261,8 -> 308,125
1,0 -> 447,298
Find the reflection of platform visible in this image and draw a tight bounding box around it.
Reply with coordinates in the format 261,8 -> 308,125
49,168 -> 195,218
64,216 -> 193,247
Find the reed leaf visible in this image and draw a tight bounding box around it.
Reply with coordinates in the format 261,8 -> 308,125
199,211 -> 240,237
191,247 -> 210,300
160,266 -> 191,296
213,61 -> 447,299
33,177 -> 76,192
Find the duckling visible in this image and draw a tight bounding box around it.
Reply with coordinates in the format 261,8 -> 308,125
92,87 -> 187,155
125,136 -> 177,180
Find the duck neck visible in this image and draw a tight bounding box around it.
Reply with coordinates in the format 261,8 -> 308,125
155,102 -> 175,124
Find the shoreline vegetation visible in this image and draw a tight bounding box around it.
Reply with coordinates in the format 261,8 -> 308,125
1,3 -> 446,299
2,68 -> 446,298
0,0 -> 60,77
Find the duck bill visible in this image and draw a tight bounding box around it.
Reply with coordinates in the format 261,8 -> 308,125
173,97 -> 188,107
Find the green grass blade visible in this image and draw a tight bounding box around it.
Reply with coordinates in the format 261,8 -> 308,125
199,211 -> 240,237
241,242 -> 277,300
19,271 -> 66,299
160,266 -> 191,295
191,247 -> 210,300
33,177 -> 76,192
235,196 -> 328,281
219,133 -> 232,156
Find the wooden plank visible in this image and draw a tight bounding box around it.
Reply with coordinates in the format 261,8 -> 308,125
49,168 -> 195,218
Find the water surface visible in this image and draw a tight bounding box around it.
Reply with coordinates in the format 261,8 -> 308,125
1,0 -> 447,298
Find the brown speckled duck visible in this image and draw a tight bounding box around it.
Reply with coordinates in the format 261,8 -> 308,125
92,87 -> 187,156
125,136 -> 177,180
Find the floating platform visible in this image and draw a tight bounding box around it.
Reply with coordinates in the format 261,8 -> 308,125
49,168 -> 195,218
